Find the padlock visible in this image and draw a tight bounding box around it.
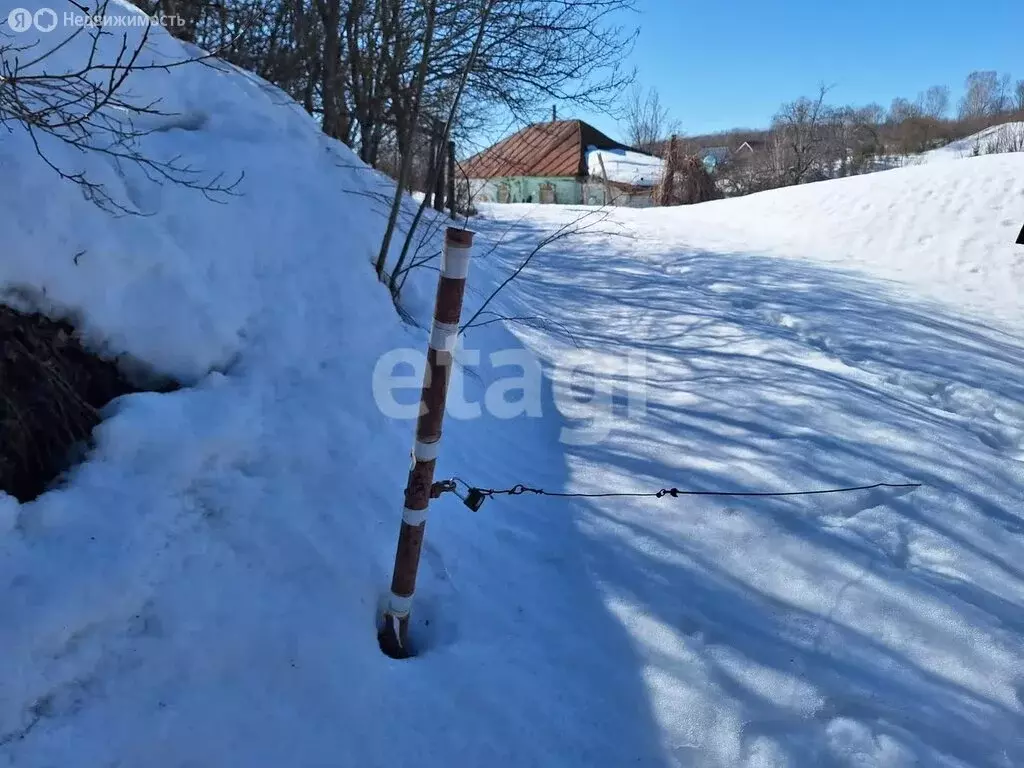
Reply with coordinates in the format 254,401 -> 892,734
463,488 -> 486,512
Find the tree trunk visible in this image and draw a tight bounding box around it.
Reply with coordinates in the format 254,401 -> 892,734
433,122 -> 446,212
318,0 -> 349,141
447,140 -> 456,218
374,0 -> 438,279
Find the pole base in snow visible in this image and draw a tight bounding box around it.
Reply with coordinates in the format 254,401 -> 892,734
378,611 -> 413,659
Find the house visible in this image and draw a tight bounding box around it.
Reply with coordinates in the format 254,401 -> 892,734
697,146 -> 730,171
459,119 -> 663,207
697,142 -> 758,171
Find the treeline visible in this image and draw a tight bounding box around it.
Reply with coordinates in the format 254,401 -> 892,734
143,0 -> 635,187
670,71 -> 1024,197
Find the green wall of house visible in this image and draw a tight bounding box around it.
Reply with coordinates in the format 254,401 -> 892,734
473,176 -> 588,205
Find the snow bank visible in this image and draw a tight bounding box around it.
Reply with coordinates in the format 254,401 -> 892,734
586,146 -> 663,186
0,0 -> 436,381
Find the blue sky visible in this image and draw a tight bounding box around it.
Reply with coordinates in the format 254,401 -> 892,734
578,0 -> 1023,140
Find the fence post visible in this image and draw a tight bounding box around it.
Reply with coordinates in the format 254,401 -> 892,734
379,226 -> 474,659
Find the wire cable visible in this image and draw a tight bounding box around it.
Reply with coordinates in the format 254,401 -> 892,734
451,477 -> 921,502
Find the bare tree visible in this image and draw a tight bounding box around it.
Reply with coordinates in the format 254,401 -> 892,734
374,0 -> 438,277
624,85 -> 671,152
0,2 -> 241,214
958,71 -> 1013,119
959,71 -> 995,119
315,0 -> 351,141
994,73 -> 1014,113
888,96 -> 922,123
130,0 -> 636,195
388,0 -> 496,295
850,103 -> 885,158
459,0 -> 636,124
887,96 -> 947,155
345,0 -> 394,165
771,84 -> 831,185
922,85 -> 950,119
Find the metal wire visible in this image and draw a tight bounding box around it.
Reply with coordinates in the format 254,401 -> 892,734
450,477 -> 921,501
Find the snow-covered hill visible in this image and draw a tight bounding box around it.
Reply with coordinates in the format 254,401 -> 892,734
641,155 -> 1024,329
2,3 -> 1024,767
911,122 -> 1024,165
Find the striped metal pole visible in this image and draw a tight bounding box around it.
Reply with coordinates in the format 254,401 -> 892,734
379,226 -> 474,659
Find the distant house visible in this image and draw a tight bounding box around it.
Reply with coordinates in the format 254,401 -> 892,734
697,146 -> 731,171
698,142 -> 757,171
459,119 -> 663,207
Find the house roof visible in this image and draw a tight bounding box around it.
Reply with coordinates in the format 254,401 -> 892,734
586,148 -> 663,187
460,120 -> 633,179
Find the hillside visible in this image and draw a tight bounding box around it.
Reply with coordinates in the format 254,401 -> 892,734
2,5 -> 1024,767
912,122 -> 1024,164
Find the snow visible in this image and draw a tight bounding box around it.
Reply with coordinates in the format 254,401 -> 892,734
586,146 -> 664,186
3,3 -> 1024,767
634,155 -> 1024,330
0,1 -> 434,381
464,165 -> 1024,764
910,122 -> 1024,165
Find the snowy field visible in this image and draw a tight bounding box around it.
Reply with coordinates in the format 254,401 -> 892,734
2,4 -> 1024,767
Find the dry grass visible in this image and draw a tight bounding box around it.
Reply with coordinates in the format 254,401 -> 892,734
0,306 -> 171,502
656,137 -> 719,206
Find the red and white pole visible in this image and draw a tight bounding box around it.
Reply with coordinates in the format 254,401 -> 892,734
379,226 -> 474,659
